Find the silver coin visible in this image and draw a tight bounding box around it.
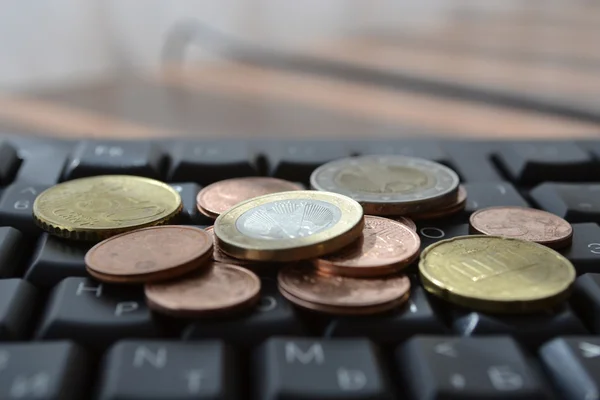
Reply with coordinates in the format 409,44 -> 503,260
236,199 -> 342,240
310,155 -> 460,215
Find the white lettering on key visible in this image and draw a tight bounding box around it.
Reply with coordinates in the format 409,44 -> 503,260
0,350 -> 9,370
115,302 -> 138,316
420,227 -> 445,239
434,342 -> 458,358
337,368 -> 367,391
579,342 -> 600,358
496,185 -> 506,195
95,146 -> 124,157
488,366 -> 523,391
13,201 -> 29,210
77,282 -> 102,297
588,244 -> 600,255
256,296 -> 277,312
185,369 -> 204,394
10,373 -> 50,398
133,346 -> 167,369
20,187 -> 37,195
285,342 -> 324,364
449,374 -> 466,389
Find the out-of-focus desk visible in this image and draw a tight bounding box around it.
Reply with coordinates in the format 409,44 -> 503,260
1,4 -> 599,139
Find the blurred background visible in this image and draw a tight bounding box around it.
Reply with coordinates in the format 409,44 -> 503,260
1,0 -> 599,139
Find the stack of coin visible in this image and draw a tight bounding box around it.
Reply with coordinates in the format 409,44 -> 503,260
419,235 -> 576,314
310,155 -> 467,220
469,206 -> 573,249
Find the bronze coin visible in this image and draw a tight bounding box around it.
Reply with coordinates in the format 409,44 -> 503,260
197,177 -> 303,219
469,206 -> 573,249
85,225 -> 213,283
313,216 -> 420,277
393,216 -> 417,231
277,263 -> 411,315
204,226 -> 262,268
409,185 -> 467,220
145,262 -> 261,317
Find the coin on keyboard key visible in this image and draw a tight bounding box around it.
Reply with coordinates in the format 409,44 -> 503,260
204,226 -> 264,269
419,235 -> 576,313
313,215 -> 420,277
278,263 -> 410,315
469,206 -> 573,249
408,185 -> 467,220
310,155 -> 460,215
197,177 -> 302,219
214,190 -> 364,262
393,216 -> 417,231
145,262 -> 261,317
85,226 -> 212,283
33,175 -> 182,241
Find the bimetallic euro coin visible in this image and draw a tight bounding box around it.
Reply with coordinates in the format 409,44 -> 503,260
214,190 -> 364,262
310,155 -> 460,215
33,175 -> 182,241
419,235 -> 576,313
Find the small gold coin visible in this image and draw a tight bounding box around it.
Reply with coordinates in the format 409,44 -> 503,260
214,190 -> 364,262
419,235 -> 575,313
33,175 -> 182,241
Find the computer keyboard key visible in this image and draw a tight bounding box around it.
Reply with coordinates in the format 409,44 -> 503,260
463,181 -> 528,215
24,234 -> 90,288
0,227 -> 25,278
358,139 -> 448,163
571,274 -> 600,334
36,277 -> 159,350
540,337 -> 600,400
0,141 -> 20,186
444,141 -> 504,182
495,141 -> 596,185
267,140 -> 351,185
97,340 -> 237,400
0,279 -> 39,340
417,223 -> 469,251
0,341 -> 90,400
168,140 -> 259,185
255,337 -> 393,400
0,183 -> 48,235
15,145 -> 69,186
397,336 -> 550,399
531,183 -> 600,223
169,183 -> 212,225
63,141 -> 166,181
561,223 -> 600,274
451,304 -> 587,349
321,286 -> 448,343
183,279 -> 306,346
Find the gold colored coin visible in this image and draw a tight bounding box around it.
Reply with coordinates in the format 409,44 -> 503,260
214,190 -> 364,262
33,175 -> 182,241
419,235 -> 575,313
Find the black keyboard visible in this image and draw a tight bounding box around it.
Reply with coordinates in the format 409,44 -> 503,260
2,133 -> 600,400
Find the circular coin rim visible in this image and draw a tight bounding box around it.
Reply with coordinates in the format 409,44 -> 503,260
144,262 -> 261,317
85,225 -> 213,276
419,234 -> 576,313
468,206 -> 573,248
312,215 -> 421,275
33,175 -> 183,240
196,177 -> 303,218
214,190 -> 365,262
409,185 -> 467,221
310,155 -> 460,214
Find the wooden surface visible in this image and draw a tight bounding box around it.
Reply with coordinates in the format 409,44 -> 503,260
1,4 -> 599,140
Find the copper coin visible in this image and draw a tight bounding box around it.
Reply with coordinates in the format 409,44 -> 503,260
313,216 -> 420,277
204,226 -> 262,268
469,206 -> 573,249
85,225 -> 213,283
277,263 -> 411,315
197,177 -> 303,219
145,262 -> 261,317
393,216 -> 417,231
409,185 -> 467,220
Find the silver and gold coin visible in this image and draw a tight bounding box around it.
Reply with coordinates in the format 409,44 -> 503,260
33,175 -> 182,241
310,155 -> 460,215
419,235 -> 576,313
214,190 -> 364,262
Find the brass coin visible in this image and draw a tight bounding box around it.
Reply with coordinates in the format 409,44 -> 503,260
33,175 -> 182,241
419,235 -> 576,313
214,190 -> 364,262
197,177 -> 302,219
409,185 -> 467,220
85,225 -> 212,283
310,155 -> 460,215
313,215 -> 420,277
204,226 -> 264,269
469,206 -> 573,249
145,262 -> 261,317
278,263 -> 411,315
